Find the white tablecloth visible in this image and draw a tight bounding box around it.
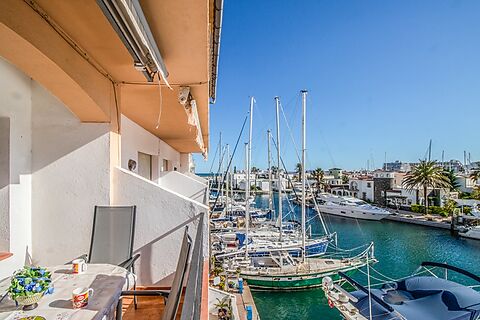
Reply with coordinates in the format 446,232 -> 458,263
0,264 -> 134,320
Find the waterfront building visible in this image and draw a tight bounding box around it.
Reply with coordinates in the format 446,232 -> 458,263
349,176 -> 374,202
0,0 -> 222,316
455,174 -> 478,193
373,171 -> 401,206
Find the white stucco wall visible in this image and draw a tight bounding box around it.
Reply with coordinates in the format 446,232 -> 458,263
31,81 -> 110,266
113,167 -> 208,286
121,115 -> 181,181
158,171 -> 208,205
352,179 -> 374,201
0,57 -> 33,279
0,57 -> 111,278
185,172 -> 207,184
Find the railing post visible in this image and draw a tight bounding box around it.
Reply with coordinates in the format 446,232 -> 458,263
180,213 -> 205,320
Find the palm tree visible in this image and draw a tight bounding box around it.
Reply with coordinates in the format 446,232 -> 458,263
470,170 -> 480,183
402,160 -> 451,214
295,162 -> 302,181
311,168 -> 325,194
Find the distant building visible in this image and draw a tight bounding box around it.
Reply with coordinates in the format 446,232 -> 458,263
327,168 -> 343,179
383,161 -> 412,172
455,174 -> 477,193
442,160 -> 466,173
373,171 -> 396,206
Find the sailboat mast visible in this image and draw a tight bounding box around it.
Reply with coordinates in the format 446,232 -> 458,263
218,132 -> 222,189
275,96 -> 283,242
267,130 -> 273,214
428,139 -> 432,161
226,144 -> 230,215
245,97 -> 254,258
244,142 -> 249,256
229,145 -> 234,211
301,90 -> 308,262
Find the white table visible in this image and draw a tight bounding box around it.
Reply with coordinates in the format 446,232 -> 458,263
0,264 -> 134,320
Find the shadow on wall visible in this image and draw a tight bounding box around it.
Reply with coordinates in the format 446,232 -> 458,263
31,83 -> 110,174
0,117 -> 9,189
133,212 -> 203,285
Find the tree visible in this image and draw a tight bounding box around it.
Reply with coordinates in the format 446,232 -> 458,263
311,168 -> 325,194
444,169 -> 461,191
470,170 -> 480,183
402,160 -> 451,214
472,187 -> 480,200
295,163 -> 302,181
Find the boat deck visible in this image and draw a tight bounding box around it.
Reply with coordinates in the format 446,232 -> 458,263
243,257 -> 367,276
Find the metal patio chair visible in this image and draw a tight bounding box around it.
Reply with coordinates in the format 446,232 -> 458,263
118,226 -> 193,320
72,206 -> 140,307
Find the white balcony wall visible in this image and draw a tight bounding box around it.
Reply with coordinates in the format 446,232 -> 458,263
0,57 -> 110,278
113,167 -> 208,286
185,172 -> 207,184
0,58 -> 33,278
158,171 -> 208,205
121,115 -> 181,181
31,81 -> 110,267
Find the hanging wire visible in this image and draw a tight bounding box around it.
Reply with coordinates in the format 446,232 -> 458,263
208,143 -> 220,173
155,72 -> 163,129
210,114 -> 249,213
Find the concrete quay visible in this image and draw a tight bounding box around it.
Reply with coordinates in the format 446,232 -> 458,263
384,210 -> 452,230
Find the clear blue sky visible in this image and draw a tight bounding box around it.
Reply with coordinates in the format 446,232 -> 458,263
194,0 -> 480,173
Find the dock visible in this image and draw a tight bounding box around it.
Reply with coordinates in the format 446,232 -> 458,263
233,282 -> 261,320
384,210 -> 452,230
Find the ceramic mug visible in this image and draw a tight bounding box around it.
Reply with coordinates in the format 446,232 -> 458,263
72,259 -> 87,274
72,287 -> 94,309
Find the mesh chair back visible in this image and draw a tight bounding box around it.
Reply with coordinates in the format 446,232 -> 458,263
162,227 -> 192,320
88,206 -> 136,265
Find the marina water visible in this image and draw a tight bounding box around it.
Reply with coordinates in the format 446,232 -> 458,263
251,194 -> 480,319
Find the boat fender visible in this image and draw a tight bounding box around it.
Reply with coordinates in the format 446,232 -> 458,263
328,298 -> 335,308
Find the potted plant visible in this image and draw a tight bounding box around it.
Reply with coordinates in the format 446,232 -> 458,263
214,297 -> 231,320
8,266 -> 52,310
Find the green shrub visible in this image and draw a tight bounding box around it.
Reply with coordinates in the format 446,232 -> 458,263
428,206 -> 449,217
464,207 -> 472,215
411,204 -> 425,213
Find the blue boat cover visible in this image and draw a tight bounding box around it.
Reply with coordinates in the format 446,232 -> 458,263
351,276 -> 480,320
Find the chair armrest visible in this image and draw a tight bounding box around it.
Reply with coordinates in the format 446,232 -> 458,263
65,254 -> 88,265
121,290 -> 170,297
119,254 -> 140,270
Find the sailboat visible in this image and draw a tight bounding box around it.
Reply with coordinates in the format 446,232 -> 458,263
238,91 -> 375,290
212,96 -> 330,261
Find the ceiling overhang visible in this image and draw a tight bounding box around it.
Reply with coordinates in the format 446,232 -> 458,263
0,0 -> 214,154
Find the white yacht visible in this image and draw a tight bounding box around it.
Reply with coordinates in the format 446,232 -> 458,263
315,193 -> 392,221
459,226 -> 480,240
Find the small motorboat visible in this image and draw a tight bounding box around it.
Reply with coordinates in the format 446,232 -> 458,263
323,261 -> 480,320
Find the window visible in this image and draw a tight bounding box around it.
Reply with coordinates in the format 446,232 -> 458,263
162,159 -> 169,172
367,182 -> 372,188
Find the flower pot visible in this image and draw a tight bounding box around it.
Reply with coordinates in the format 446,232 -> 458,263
15,292 -> 44,311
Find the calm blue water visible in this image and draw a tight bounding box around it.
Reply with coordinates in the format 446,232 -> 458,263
251,195 -> 480,319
